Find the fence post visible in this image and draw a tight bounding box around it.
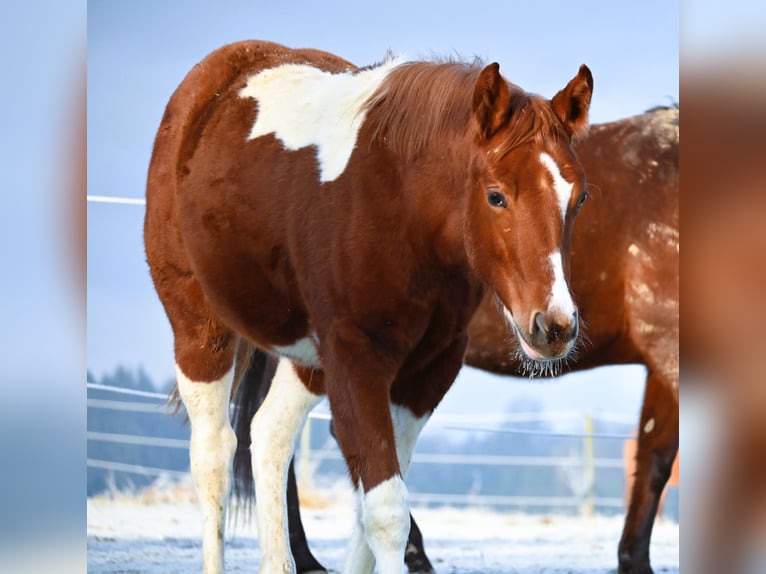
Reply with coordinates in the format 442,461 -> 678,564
583,412 -> 595,515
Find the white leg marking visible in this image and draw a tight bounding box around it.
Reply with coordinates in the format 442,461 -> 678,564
345,478 -> 409,574
176,364 -> 237,574
239,58 -> 404,183
344,406 -> 425,574
548,251 -> 576,317
539,151 -> 573,224
344,488 -> 376,574
251,358 -> 322,573
390,404 -> 428,479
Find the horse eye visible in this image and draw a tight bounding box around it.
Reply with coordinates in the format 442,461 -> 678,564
575,191 -> 588,211
487,189 -> 508,209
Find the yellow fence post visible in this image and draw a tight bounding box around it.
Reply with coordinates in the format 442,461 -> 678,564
583,412 -> 595,516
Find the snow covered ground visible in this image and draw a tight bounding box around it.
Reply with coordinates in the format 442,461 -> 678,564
87,491 -> 679,574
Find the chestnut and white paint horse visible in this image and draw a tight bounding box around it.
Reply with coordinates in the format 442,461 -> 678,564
144,40 -> 592,573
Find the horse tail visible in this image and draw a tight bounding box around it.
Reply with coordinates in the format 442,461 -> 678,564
230,342 -> 277,510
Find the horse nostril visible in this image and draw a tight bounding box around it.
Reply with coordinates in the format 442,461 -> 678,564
532,311 -> 578,348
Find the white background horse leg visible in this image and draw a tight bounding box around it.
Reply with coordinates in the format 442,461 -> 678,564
390,405 -> 429,481
176,365 -> 237,574
251,358 -> 321,573
343,405 -> 428,574
343,487 -> 376,574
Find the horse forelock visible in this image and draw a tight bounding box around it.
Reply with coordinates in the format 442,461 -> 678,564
492,95 -> 569,158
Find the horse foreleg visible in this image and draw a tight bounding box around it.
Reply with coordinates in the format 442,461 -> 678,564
618,370 -> 679,574
323,323 -> 410,574
389,404 -> 432,574
340,404 -> 430,573
328,405 -> 433,574
390,335 -> 466,574
251,358 -> 323,574
176,364 -> 237,574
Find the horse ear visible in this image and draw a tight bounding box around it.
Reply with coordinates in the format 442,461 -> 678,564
473,62 -> 511,140
551,64 -> 593,139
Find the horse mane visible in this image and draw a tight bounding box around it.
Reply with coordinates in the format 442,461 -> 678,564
362,59 -> 566,162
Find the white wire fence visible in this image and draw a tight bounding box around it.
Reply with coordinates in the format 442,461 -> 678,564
87,381 -> 634,512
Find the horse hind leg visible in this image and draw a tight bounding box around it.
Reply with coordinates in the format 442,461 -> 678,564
175,345 -> 238,574
250,358 -> 323,573
618,369 -> 679,574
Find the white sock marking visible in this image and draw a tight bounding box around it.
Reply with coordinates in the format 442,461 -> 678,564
344,405 -> 425,573
240,58 -> 403,183
344,488 -> 376,574
539,152 -> 573,225
345,477 -> 409,574
251,358 -> 322,572
175,364 -> 237,574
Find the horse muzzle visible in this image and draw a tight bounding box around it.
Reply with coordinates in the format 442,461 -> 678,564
511,308 -> 579,361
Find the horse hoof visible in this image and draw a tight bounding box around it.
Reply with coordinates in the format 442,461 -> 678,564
406,560 -> 436,574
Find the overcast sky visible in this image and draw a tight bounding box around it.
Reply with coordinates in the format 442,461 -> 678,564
87,0 -> 678,420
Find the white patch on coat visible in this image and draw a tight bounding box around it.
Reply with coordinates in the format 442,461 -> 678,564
273,335 -> 320,368
644,417 -> 656,433
240,57 -> 404,183
539,152 -> 573,224
175,364 -> 237,574
250,358 -> 322,572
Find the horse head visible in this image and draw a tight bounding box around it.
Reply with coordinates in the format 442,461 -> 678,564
464,63 -> 593,370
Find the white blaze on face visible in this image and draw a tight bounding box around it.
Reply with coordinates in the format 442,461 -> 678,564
239,57 -> 404,183
539,152 -> 573,226
548,251 -> 576,317
539,153 -> 576,318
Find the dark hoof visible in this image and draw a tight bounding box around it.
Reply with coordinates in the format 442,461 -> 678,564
617,553 -> 653,574
405,541 -> 436,574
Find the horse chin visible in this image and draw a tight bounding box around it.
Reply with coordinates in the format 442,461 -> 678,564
515,342 -> 572,378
